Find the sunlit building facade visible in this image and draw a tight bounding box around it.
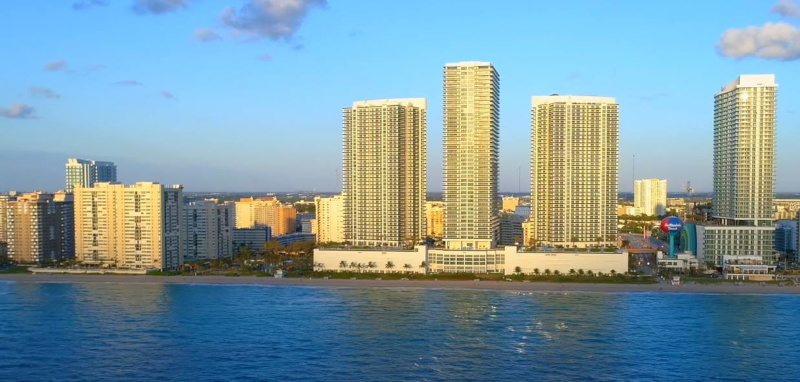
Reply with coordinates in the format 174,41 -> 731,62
634,179 -> 667,216
442,61 -> 500,250
342,99 -> 427,246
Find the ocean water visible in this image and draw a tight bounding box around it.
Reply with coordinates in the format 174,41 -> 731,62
0,281 -> 798,382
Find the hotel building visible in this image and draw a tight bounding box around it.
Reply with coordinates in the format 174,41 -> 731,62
529,95 -> 619,248
442,62 -> 500,250
183,201 -> 234,262
65,158 -> 116,193
425,201 -> 444,239
74,182 -> 184,270
634,179 -> 668,216
342,98 -> 427,246
234,197 -> 297,236
312,194 -> 345,243
698,75 -> 777,264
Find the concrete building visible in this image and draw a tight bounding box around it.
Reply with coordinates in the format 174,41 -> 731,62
312,195 -> 345,243
5,192 -> 74,263
314,245 -> 627,276
443,61 -> 500,250
234,197 -> 297,236
529,95 -> 619,248
499,213 -> 526,246
183,201 -> 234,263
502,196 -> 519,212
74,182 -> 184,270
342,98 -> 427,246
65,158 -> 117,193
0,194 -> 11,244
618,205 -> 642,217
425,201 -> 444,238
634,179 -> 667,216
232,227 -> 271,254
514,205 -> 531,218
700,75 -> 777,264
773,199 -> 800,220
722,255 -> 776,281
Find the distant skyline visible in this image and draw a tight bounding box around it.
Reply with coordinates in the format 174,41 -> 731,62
2,0 -> 799,193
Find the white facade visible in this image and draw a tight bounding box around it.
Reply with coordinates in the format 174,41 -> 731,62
634,179 -> 667,216
183,201 -> 234,262
314,246 -> 427,273
505,249 -> 628,276
696,225 -> 776,265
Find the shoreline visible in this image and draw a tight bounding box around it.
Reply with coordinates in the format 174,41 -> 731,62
1,273 -> 799,295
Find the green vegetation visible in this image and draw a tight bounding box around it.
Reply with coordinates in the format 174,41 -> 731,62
0,266 -> 32,274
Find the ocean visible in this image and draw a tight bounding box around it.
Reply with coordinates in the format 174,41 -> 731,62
0,281 -> 798,381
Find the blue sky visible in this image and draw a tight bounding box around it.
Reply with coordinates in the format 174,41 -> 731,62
1,0 -> 799,193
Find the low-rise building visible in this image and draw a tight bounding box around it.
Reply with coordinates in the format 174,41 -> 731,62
314,245 -> 427,273
501,196 -> 519,212
657,252 -> 699,272
297,213 -> 315,233
276,232 -> 316,246
233,227 -> 271,254
722,255 -> 776,281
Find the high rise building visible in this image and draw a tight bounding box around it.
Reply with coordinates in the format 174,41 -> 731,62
425,201 -> 444,239
74,182 -> 184,270
234,197 -> 297,236
65,158 -> 117,193
634,179 -> 668,216
0,194 -> 10,244
312,195 -> 345,243
342,98 -> 427,246
183,201 -> 234,262
6,192 -> 74,263
698,75 -> 777,264
443,61 -> 500,250
529,95 -> 619,248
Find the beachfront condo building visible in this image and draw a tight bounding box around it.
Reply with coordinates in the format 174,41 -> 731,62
4,192 -> 74,263
342,98 -> 427,246
698,74 -> 777,264
312,194 -> 345,243
502,196 -> 520,212
65,158 -> 117,193
529,95 -> 619,248
443,62 -> 500,250
74,182 -> 184,270
183,201 -> 234,262
234,197 -> 297,236
425,201 -> 444,239
0,195 -> 10,244
634,179 -> 668,216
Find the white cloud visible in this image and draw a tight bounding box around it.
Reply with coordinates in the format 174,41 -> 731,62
717,22 -> 800,60
30,87 -> 61,99
43,60 -> 68,72
133,0 -> 190,15
772,0 -> 800,18
220,0 -> 326,41
0,104 -> 36,119
193,28 -> 221,42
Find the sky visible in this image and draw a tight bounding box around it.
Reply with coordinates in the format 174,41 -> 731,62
1,0 -> 799,193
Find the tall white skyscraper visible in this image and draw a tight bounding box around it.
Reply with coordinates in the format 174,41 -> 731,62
183,201 -> 234,262
342,99 -> 427,246
698,75 -> 777,264
65,158 -> 117,193
529,95 -> 619,248
442,61 -> 500,250
634,179 -> 668,216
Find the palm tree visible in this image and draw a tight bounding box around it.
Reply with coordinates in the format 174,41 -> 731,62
403,264 -> 412,273
339,260 -> 347,272
533,268 -> 540,276
569,268 -> 576,276
554,270 -> 561,276
368,261 -> 377,270
586,270 -> 594,277
610,269 -> 617,276
514,266 -> 522,274
350,261 -> 357,270
385,261 -> 395,272
544,269 -> 552,276
419,261 -> 427,269
578,269 -> 585,276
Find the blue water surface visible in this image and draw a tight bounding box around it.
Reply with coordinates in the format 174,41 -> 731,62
0,281 -> 798,381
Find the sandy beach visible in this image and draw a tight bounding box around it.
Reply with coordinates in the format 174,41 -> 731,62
1,273 -> 799,294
